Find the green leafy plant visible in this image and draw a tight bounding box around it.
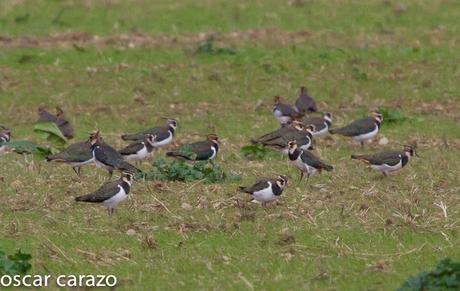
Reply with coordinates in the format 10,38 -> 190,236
34,122 -> 67,145
138,159 -> 239,183
240,144 -> 269,160
196,36 -> 237,55
351,67 -> 368,81
0,249 -> 32,275
398,258 -> 460,291
4,140 -> 55,160
379,107 -> 408,124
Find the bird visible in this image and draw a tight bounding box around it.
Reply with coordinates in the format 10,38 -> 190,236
302,112 -> 333,138
37,107 -> 74,139
287,140 -> 333,183
46,137 -> 94,177
121,118 -> 177,148
273,96 -> 303,125
90,131 -> 141,177
166,134 -> 219,161
75,171 -> 133,215
251,120 -> 305,146
295,86 -> 317,114
238,175 -> 288,206
55,107 -> 74,139
0,126 -> 11,154
329,112 -> 383,147
252,120 -> 314,152
351,145 -> 417,177
119,134 -> 156,162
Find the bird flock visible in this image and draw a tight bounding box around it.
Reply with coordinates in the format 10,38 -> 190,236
0,87 -> 417,214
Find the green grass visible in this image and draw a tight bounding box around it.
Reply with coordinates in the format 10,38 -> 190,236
1,0 -> 460,290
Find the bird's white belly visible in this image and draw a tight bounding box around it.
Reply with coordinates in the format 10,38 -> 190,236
103,186 -> 128,209
154,133 -> 172,147
353,125 -> 379,142
70,157 -> 95,168
371,160 -> 402,173
125,147 -> 149,162
313,125 -> 329,137
274,110 -> 291,124
252,183 -> 276,202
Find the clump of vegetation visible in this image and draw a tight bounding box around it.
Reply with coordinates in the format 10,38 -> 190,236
34,121 -> 67,146
4,140 -> 54,160
138,159 -> 239,183
398,258 -> 460,291
0,249 -> 32,275
196,36 -> 237,55
379,107 -> 408,124
240,144 -> 269,160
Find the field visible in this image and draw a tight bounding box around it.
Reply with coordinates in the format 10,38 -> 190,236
1,0 -> 460,290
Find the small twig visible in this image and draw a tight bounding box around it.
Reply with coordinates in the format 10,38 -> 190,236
44,237 -> 76,264
145,182 -> 178,217
238,273 -> 254,290
434,201 -> 448,219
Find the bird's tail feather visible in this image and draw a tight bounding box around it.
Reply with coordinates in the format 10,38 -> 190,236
118,160 -> 141,174
238,186 -> 250,194
323,164 -> 333,171
121,133 -> 143,141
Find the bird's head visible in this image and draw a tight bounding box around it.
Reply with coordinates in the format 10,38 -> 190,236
164,117 -> 178,130
305,124 -> 316,134
299,86 -> 307,94
291,120 -> 305,131
273,96 -> 282,105
146,134 -> 157,146
122,172 -> 134,185
276,175 -> 288,189
403,144 -> 418,158
323,112 -> 333,123
56,107 -> 65,118
371,111 -> 383,123
207,134 -> 219,144
0,126 -> 11,139
287,140 -> 298,153
88,131 -> 101,145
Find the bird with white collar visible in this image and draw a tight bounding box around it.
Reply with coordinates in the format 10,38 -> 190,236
351,145 -> 417,177
238,175 -> 288,206
75,171 -> 133,215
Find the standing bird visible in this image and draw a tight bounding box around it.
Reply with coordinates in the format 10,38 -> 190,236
302,112 -> 333,138
287,140 -> 333,183
166,134 -> 219,162
37,107 -> 74,139
351,145 -> 417,177
295,86 -> 317,114
46,138 -> 94,177
273,96 -> 303,125
0,126 -> 11,154
121,118 -> 177,148
238,175 -> 288,206
329,112 -> 383,147
119,134 -> 156,162
75,172 -> 133,215
90,132 -> 140,177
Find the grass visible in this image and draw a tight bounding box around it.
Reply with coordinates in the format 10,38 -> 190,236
1,0 -> 460,290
